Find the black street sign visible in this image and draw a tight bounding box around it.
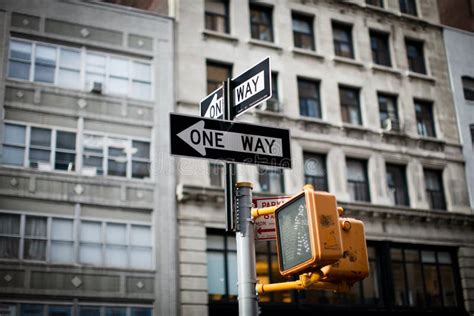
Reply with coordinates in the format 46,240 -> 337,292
230,57 -> 271,119
200,86 -> 224,119
170,113 -> 291,168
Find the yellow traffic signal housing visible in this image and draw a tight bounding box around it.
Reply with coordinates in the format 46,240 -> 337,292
323,218 -> 369,285
274,185 -> 343,276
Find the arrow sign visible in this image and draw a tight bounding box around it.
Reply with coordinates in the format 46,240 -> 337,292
170,113 -> 291,168
230,57 -> 271,120
200,86 -> 224,119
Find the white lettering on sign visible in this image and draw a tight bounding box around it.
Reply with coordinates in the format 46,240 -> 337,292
253,196 -> 290,241
233,71 -> 264,106
204,93 -> 223,119
177,120 -> 283,157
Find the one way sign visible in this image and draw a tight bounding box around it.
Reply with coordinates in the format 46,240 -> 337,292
170,113 -> 291,168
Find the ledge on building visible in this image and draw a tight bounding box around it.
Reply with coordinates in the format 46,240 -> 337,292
332,56 -> 365,69
291,47 -> 325,60
370,64 -> 403,77
176,184 -> 225,204
416,136 -> 446,152
202,30 -> 239,43
248,39 -> 283,52
406,71 -> 437,83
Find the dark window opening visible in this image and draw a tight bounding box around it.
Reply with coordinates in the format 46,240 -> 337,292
258,167 -> 284,193
406,39 -> 426,74
415,100 -> 436,137
292,13 -> 315,51
386,164 -> 410,206
378,93 -> 400,132
400,0 -> 417,16
303,153 -> 328,191
340,86 -> 362,125
298,78 -> 321,118
206,61 -> 232,94
347,158 -> 370,202
366,0 -> 384,7
333,22 -> 354,59
205,0 -> 229,33
424,168 -> 446,210
462,76 -> 474,101
370,30 -> 391,67
250,4 -> 273,42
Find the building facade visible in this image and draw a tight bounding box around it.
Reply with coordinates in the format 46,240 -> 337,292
0,1 -> 177,315
172,0 -> 474,315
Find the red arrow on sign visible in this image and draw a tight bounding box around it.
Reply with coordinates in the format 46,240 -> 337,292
257,227 -> 275,234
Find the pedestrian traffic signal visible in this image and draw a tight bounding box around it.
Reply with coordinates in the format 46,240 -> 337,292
322,218 -> 369,285
274,185 -> 343,276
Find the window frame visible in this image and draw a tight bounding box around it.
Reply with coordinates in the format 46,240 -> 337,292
346,158 -> 371,202
414,99 -> 436,138
249,4 -> 274,43
405,38 -> 427,74
209,162 -> 224,187
378,92 -> 400,132
339,85 -> 362,125
292,12 -> 315,51
258,166 -> 285,194
206,60 -> 232,95
303,152 -> 328,192
7,37 -> 154,101
0,210 -> 154,270
385,163 -> 410,206
399,0 -> 418,16
423,168 -> 446,210
204,0 -> 230,34
332,21 -> 355,59
298,77 -> 321,118
461,76 -> 474,101
370,30 -> 392,67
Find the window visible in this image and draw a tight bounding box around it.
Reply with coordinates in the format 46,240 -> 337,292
370,30 -> 391,67
8,38 -> 153,100
339,86 -> 362,125
332,22 -> 354,59
265,72 -> 280,112
303,153 -> 328,191
406,39 -> 426,74
424,169 -> 446,210
258,167 -> 284,193
2,123 -> 76,172
400,0 -> 417,16
366,0 -> 384,7
391,246 -> 459,307
207,231 -> 238,301
347,158 -> 370,202
206,61 -> 232,94
205,0 -> 229,33
209,162 -> 224,187
386,164 -> 409,206
82,134 -> 150,179
378,93 -> 400,131
292,13 -> 315,50
462,76 -> 474,101
0,212 -> 152,269
5,303 -> 151,316
250,4 -> 273,42
415,100 -> 436,137
471,125 -> 474,146
298,78 -> 321,118
79,220 -> 152,269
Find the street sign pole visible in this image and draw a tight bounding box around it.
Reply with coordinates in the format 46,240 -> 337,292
235,182 -> 258,316
224,78 -> 237,232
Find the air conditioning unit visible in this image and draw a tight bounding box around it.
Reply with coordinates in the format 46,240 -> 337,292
89,81 -> 103,94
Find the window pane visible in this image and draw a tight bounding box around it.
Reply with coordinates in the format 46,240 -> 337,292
293,17 -> 311,34
227,251 -> 238,296
132,81 -> 151,100
132,62 -> 151,81
3,146 -> 25,166
21,304 -> 43,316
347,160 -> 365,181
52,218 -> 73,240
79,306 -> 100,316
86,73 -> 105,85
206,0 -> 226,15
80,243 -> 102,265
48,305 -> 71,316
131,308 -> 151,316
51,240 -> 74,263
392,262 -> 407,305
105,308 -> 126,316
25,216 -> 47,237
9,61 -> 31,80
227,236 -> 237,251
0,214 -> 21,235
105,245 -> 127,267
55,152 -> 75,171
424,265 -> 442,306
106,223 -> 126,245
438,251 -> 452,264
109,58 -> 129,77
207,235 -> 224,249
130,247 -> 152,269
11,40 -> 32,60
406,262 -> 425,306
36,45 -> 56,65
57,131 -> 76,150
207,251 -> 226,295
24,239 -> 46,260
59,49 -> 80,69
108,160 -> 127,177
132,141 -> 150,159
34,64 -> 55,83
86,54 -> 106,73
363,260 -> 380,304
29,149 -> 51,167
58,69 -> 80,89
130,225 -> 151,246
0,237 -> 19,258
440,265 -> 457,306
421,250 -> 436,263
304,155 -> 325,177
80,221 -> 101,243
109,77 -> 128,95
31,128 -> 51,147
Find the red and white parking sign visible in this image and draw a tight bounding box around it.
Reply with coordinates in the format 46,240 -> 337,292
253,196 -> 290,241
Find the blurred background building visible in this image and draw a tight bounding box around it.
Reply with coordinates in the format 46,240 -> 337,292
0,0 -> 177,315
1,1 -> 474,316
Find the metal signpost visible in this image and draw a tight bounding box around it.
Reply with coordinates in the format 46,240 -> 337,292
171,57 -> 288,316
